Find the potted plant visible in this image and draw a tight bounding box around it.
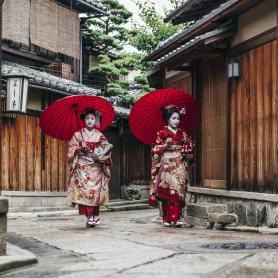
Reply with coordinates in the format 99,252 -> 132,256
125,185 -> 142,200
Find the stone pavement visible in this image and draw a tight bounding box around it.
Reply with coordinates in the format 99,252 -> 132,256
2,209 -> 278,277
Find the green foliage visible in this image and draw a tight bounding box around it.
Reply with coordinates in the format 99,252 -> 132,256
86,0 -> 184,102
134,75 -> 148,85
85,0 -> 133,54
129,0 -> 186,54
107,82 -> 126,96
126,185 -> 141,198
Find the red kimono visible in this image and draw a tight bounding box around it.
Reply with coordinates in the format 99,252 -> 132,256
150,126 -> 194,223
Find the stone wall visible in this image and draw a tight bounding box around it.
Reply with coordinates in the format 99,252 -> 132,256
0,198 -> 8,255
1,191 -> 67,212
187,187 -> 278,227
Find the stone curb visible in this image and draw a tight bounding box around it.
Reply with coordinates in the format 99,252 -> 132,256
7,201 -> 152,220
0,243 -> 37,274
224,226 -> 278,234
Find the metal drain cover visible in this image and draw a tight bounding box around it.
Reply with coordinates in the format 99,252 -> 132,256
176,241 -> 278,253
201,242 -> 278,251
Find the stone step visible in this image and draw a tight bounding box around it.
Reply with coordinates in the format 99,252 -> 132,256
9,206 -> 74,213
187,203 -> 227,219
108,199 -> 148,206
8,199 -> 148,213
108,203 -> 151,212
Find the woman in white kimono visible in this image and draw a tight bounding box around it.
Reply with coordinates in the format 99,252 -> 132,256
67,109 -> 112,227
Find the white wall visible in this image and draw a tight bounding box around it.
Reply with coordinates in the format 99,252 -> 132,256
232,0 -> 277,46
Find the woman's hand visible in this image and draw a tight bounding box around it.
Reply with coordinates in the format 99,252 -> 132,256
185,154 -> 194,160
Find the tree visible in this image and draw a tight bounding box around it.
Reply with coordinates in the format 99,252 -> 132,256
85,0 -> 148,101
86,0 -> 183,105
129,0 -> 186,54
89,52 -> 147,97
84,0 -> 133,54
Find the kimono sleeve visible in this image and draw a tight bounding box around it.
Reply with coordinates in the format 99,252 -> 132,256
67,133 -> 80,161
99,133 -> 112,167
151,131 -> 166,156
150,131 -> 165,195
182,132 -> 195,163
182,133 -> 195,154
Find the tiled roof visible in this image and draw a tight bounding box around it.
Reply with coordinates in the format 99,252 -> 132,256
155,0 -> 232,50
56,0 -> 107,14
143,0 -> 261,62
2,61 -> 130,117
155,26 -> 234,66
84,0 -> 105,10
2,61 -> 100,95
164,0 -> 228,24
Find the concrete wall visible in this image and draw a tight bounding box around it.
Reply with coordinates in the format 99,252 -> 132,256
0,198 -> 8,255
187,187 -> 278,227
232,0 -> 277,46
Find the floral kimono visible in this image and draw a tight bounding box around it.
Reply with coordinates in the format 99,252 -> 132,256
66,128 -> 112,216
150,126 -> 194,223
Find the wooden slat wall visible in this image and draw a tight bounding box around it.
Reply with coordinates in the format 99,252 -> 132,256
231,41 -> 278,193
1,114 -> 69,191
1,114 -> 152,195
123,131 -> 151,185
166,73 -> 191,93
200,54 -> 227,189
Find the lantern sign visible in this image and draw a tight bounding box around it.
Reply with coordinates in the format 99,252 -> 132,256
6,74 -> 29,113
228,62 -> 240,78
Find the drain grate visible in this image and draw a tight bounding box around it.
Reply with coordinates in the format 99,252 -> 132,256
201,242 -> 278,251
175,241 -> 278,253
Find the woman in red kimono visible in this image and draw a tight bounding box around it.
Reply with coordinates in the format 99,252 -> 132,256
149,105 -> 194,227
67,109 -> 113,228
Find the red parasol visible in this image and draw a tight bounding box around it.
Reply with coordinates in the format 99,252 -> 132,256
129,89 -> 200,145
39,95 -> 115,140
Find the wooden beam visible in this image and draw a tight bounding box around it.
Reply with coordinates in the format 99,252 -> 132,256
167,65 -> 192,71
231,27 -> 277,57
2,44 -> 57,64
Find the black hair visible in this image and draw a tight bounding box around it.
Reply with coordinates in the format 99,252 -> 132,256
162,107 -> 181,122
80,108 -> 97,120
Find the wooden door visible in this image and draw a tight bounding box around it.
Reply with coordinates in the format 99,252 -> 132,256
104,131 -> 121,199
200,55 -> 227,189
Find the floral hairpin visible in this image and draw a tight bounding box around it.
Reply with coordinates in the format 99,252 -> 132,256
179,107 -> 186,115
164,104 -> 186,115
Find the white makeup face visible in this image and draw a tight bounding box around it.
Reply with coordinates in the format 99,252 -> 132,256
168,112 -> 180,129
85,113 -> 96,129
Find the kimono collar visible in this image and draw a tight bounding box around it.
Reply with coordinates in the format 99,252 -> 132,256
166,125 -> 178,134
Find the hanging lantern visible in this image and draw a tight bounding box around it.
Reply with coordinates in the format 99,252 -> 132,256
228,62 -> 240,78
5,73 -> 29,113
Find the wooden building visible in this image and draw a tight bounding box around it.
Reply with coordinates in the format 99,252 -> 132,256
144,0 -> 278,227
0,0 -> 151,210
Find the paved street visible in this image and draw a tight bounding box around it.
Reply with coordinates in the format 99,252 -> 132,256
3,209 -> 278,278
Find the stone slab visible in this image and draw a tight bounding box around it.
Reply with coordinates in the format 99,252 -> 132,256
0,198 -> 8,214
266,203 -> 278,228
208,213 -> 237,225
0,243 -> 37,273
0,198 -> 8,256
188,186 -> 278,203
187,216 -> 208,227
187,203 -> 227,219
